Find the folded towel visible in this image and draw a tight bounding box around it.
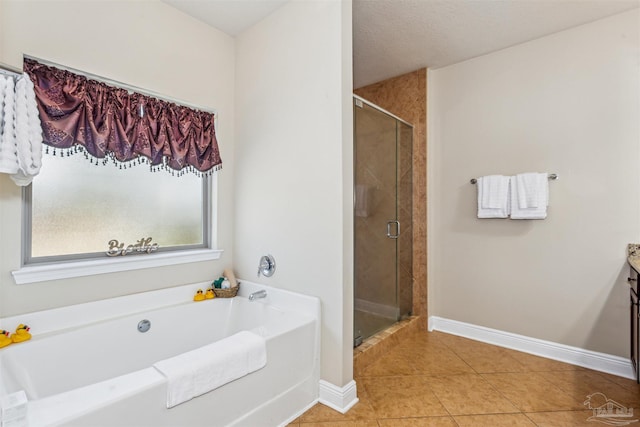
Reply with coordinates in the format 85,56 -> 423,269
153,331 -> 267,408
355,184 -> 370,217
510,174 -> 549,219
477,175 -> 510,218
515,173 -> 546,209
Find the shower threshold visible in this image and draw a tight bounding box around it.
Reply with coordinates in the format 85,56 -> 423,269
353,316 -> 421,375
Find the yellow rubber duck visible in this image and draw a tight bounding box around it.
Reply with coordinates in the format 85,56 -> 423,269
0,330 -> 12,348
11,324 -> 31,343
193,289 -> 205,302
205,288 -> 216,299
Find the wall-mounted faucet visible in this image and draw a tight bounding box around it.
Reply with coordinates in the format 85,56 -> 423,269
248,290 -> 267,301
257,254 -> 276,277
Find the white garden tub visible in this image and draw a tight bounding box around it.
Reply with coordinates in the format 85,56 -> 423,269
0,281 -> 320,426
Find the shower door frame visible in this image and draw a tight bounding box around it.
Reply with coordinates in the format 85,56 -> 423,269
353,95 -> 413,348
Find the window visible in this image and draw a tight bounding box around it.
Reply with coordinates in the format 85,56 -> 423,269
24,150 -> 212,264
12,58 -> 223,284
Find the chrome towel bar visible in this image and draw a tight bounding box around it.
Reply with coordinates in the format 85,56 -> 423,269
470,173 -> 558,184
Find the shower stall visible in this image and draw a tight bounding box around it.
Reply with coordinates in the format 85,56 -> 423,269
353,96 -> 413,347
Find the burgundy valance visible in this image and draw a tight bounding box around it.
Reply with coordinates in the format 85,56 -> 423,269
24,58 -> 222,175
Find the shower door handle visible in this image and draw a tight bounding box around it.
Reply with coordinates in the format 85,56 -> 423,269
386,220 -> 400,239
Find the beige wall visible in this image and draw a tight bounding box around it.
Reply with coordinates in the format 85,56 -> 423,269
355,69 -> 428,323
234,1 -> 354,386
428,10 -> 640,357
0,0 -> 236,316
1,0 -> 356,389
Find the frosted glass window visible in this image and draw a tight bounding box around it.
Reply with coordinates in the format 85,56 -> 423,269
27,151 -> 208,261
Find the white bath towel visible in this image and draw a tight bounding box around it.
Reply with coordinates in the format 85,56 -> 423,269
153,331 -> 267,408
510,174 -> 549,219
11,73 -> 43,186
0,73 -> 43,186
0,75 -> 18,175
477,175 -> 510,218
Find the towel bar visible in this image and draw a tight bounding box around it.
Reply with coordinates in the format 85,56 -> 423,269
470,173 -> 558,184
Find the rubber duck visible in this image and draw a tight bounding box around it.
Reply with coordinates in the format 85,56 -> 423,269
205,288 -> 215,299
193,289 -> 205,302
11,324 -> 31,343
0,330 -> 12,348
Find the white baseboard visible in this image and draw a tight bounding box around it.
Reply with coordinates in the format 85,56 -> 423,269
318,380 -> 359,414
428,316 -> 636,380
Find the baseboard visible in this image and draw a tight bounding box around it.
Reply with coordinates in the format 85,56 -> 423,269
429,316 -> 635,380
318,380 -> 359,414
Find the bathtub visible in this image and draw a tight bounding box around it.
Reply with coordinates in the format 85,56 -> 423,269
0,281 -> 320,427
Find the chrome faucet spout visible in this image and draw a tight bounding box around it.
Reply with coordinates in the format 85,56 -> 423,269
248,290 -> 267,301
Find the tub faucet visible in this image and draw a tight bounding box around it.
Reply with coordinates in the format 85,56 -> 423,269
249,290 -> 267,301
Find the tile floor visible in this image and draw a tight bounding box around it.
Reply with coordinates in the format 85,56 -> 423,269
289,330 -> 640,426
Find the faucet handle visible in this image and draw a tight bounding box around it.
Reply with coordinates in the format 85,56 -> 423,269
257,254 -> 276,277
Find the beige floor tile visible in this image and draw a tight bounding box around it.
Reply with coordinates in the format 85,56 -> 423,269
376,417 -> 458,426
481,372 -> 582,411
360,352 -> 417,377
538,370 -> 640,409
427,373 -> 519,415
406,348 -> 475,375
300,330 -> 638,425
396,332 -> 451,351
299,421 -> 380,427
594,371 -> 640,392
504,350 -> 583,372
453,413 -> 537,426
433,332 -> 488,352
525,410 -> 608,426
453,346 -> 528,374
360,376 -> 448,418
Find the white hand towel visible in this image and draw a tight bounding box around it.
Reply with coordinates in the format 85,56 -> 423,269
510,174 -> 549,219
516,172 -> 546,209
153,331 -> 267,409
477,175 -> 510,218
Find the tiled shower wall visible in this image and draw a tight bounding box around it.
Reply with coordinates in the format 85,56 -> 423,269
354,69 -> 427,325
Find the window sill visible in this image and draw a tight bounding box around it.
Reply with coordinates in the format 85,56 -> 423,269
12,249 -> 223,285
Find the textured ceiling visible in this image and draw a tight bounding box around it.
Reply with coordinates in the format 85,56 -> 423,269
162,0 -> 639,88
354,0 -> 639,87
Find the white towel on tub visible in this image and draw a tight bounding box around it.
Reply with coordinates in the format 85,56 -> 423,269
153,331 -> 267,408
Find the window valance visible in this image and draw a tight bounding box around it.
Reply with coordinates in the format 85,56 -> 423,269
24,59 -> 222,175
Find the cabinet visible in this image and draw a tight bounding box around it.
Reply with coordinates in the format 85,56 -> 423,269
628,266 -> 639,383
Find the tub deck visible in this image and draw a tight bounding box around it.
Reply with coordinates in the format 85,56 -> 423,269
0,281 -> 320,427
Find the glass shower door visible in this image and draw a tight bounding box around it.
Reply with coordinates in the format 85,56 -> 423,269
354,99 -> 399,345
